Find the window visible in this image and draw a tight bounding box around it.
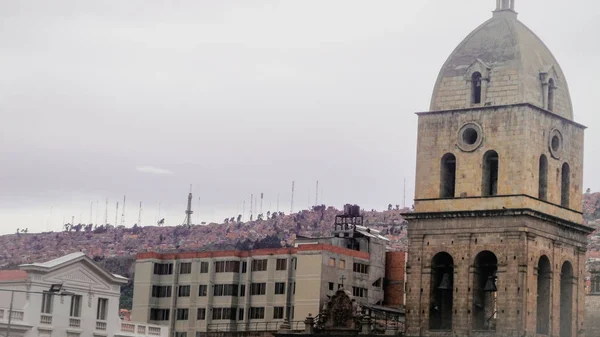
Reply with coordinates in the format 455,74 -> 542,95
41,292 -> 53,314
252,259 -> 267,271
353,263 -> 369,274
372,278 -> 382,288
238,308 -> 245,321
471,72 -> 482,104
276,258 -> 287,271
482,150 -> 499,196
250,283 -> 266,295
178,285 -> 191,297
440,153 -> 456,198
70,295 -> 82,317
339,259 -> 346,269
198,284 -> 208,297
561,163 -> 570,207
241,261 -> 247,273
152,286 -> 172,298
175,332 -> 187,337
176,309 -> 189,321
179,262 -> 192,274
153,263 -> 173,275
273,307 -> 284,319
329,258 -> 335,266
548,78 -> 555,111
150,309 -> 170,321
212,308 -> 235,320
538,155 -> 548,201
249,307 -> 265,319
352,287 -> 368,298
240,285 -> 246,297
329,282 -> 334,291
215,261 -> 240,273
200,262 -> 209,273
274,282 -> 286,295
197,308 -> 206,320
97,298 -> 108,321
213,284 -> 238,296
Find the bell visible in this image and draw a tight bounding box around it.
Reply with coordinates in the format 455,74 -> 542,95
484,275 -> 497,292
438,273 -> 452,290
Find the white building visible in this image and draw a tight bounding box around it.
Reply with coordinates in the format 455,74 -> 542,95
0,252 -> 168,337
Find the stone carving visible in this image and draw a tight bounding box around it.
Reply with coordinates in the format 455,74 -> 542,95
321,289 -> 360,330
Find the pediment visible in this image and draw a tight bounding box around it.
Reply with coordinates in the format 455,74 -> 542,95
464,59 -> 492,80
539,65 -> 560,84
42,264 -> 112,291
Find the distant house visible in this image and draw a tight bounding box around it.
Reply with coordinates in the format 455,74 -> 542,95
0,252 -> 168,337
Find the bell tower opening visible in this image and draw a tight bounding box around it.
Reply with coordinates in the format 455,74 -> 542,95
472,251 -> 498,331
440,154 -> 456,198
471,72 -> 482,104
429,252 -> 454,331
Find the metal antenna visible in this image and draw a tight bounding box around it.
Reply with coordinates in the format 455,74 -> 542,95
290,181 -> 295,213
315,180 -> 319,206
120,195 -> 126,226
185,185 -> 193,227
104,198 -> 108,225
250,194 -> 253,220
260,193 -> 264,215
115,202 -> 119,226
138,201 -> 143,226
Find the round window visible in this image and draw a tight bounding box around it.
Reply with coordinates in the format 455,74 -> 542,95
457,122 -> 484,152
548,129 -> 563,159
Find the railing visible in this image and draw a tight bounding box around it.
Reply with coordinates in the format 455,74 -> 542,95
0,309 -> 25,322
207,321 -> 305,332
118,322 -> 166,337
69,318 -> 81,328
40,314 -> 52,325
96,320 -> 107,331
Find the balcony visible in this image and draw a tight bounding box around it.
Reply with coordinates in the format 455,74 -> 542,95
69,318 -> 81,328
40,314 -> 52,325
0,309 -> 24,322
115,322 -> 169,337
96,320 -> 107,331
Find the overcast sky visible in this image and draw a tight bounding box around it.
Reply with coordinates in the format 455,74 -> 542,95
1,0 -> 598,234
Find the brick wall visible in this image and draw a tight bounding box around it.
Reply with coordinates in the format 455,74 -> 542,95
384,251 -> 406,307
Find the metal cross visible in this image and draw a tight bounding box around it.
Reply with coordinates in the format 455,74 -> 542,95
340,275 -> 346,287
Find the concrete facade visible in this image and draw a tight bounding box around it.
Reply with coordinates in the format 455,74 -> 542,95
0,252 -> 168,337
131,232 -> 388,337
404,2 -> 592,337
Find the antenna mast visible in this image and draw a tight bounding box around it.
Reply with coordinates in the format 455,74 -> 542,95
185,185 -> 193,227
104,198 -> 108,225
250,194 -> 253,220
120,195 -> 126,226
290,181 -> 295,213
115,202 -> 119,226
138,202 -> 143,226
260,193 -> 264,215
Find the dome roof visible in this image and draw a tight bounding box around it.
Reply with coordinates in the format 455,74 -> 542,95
430,8 -> 573,120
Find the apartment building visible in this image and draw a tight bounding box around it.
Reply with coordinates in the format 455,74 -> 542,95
131,219 -> 389,337
0,252 -> 168,337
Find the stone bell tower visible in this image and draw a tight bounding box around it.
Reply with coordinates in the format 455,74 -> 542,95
403,2 -> 593,337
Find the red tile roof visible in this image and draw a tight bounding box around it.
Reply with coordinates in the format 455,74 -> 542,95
0,270 -> 28,281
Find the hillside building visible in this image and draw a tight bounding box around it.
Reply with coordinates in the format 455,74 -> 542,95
404,1 -> 592,337
130,218 -> 400,337
0,252 -> 167,337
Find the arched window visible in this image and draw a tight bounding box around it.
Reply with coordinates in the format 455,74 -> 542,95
538,155 -> 548,201
429,252 -> 454,331
548,79 -> 555,112
561,163 -> 570,208
471,72 -> 482,104
472,251 -> 498,331
560,262 -> 574,337
440,154 -> 456,198
536,256 -> 551,335
482,151 -> 499,196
